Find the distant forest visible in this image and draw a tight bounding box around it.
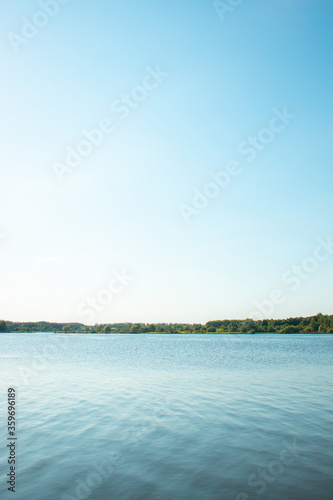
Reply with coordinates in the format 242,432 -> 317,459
0,313 -> 333,334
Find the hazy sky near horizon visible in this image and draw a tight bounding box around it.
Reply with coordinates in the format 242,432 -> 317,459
0,0 -> 332,325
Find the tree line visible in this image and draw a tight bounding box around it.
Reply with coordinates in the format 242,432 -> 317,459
0,314 -> 333,334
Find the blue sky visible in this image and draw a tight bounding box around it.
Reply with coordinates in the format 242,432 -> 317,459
0,0 -> 332,324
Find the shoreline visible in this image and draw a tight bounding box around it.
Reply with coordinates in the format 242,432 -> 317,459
1,331 -> 332,335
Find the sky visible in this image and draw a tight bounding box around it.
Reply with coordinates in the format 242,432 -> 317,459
0,0 -> 332,325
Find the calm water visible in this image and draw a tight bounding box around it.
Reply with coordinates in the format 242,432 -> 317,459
0,334 -> 332,500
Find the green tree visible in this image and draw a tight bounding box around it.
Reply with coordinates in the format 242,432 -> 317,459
280,325 -> 300,333
0,320 -> 7,332
309,317 -> 318,332
241,319 -> 256,333
104,325 -> 111,333
206,320 -> 226,329
62,326 -> 71,333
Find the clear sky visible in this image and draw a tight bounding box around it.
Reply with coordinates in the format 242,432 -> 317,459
0,0 -> 332,325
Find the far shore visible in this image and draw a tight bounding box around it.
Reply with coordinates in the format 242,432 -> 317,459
1,314 -> 332,335
1,331 -> 332,335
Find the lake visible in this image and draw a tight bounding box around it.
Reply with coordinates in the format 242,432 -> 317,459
0,333 -> 332,499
